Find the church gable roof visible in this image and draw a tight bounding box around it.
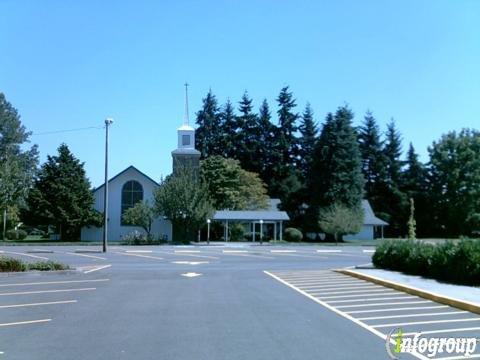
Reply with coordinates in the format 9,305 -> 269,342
93,165 -> 159,192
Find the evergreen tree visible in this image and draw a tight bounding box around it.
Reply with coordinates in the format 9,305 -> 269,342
26,144 -> 100,240
195,90 -> 221,158
402,143 -> 429,237
358,111 -> 386,199
269,87 -> 300,199
0,93 -> 38,239
276,86 -> 299,167
235,91 -> 261,174
257,99 -> 279,188
384,119 -> 404,185
381,119 -> 408,236
298,103 -> 318,182
218,99 -> 237,158
310,106 -> 365,213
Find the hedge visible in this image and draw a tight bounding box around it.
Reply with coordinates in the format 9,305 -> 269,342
372,239 -> 480,286
0,256 -> 69,272
6,229 -> 28,240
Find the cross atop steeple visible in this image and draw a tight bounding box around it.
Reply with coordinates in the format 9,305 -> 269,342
184,82 -> 189,125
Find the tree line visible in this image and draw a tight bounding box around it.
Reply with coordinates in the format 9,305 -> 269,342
194,87 -> 480,238
1,90 -> 479,240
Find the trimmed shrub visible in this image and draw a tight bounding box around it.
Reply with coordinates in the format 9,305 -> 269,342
373,239 -> 480,286
284,227 -> 303,242
121,231 -> 168,245
6,229 -> 28,240
27,261 -> 69,271
229,223 -> 245,242
0,256 -> 26,272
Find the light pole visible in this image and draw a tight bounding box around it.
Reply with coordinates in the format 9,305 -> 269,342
102,118 -> 113,253
259,219 -> 264,245
207,219 -> 211,245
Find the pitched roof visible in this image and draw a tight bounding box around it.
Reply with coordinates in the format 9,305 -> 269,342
362,200 -> 389,226
93,165 -> 159,192
213,210 -> 290,221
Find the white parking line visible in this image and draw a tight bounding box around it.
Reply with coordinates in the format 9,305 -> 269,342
321,292 -> 407,301
299,281 -> 370,288
271,250 -> 297,253
155,250 -> 219,260
301,284 -> 380,291
119,253 -> 164,260
0,279 -> 109,287
84,264 -> 112,274
264,271 -> 429,360
0,288 -> 96,296
328,295 -> 415,304
346,305 -> 449,314
372,318 -> 480,328
357,310 -> 467,321
0,319 -> 52,327
401,327 -> 480,337
311,289 -> 393,297
221,252 -> 275,259
0,300 -> 77,309
125,250 -> 152,253
64,252 -> 107,260
174,250 -> 201,253
222,250 -> 248,253
316,250 -> 342,253
362,249 -> 375,253
2,251 -> 49,260
336,300 -> 432,309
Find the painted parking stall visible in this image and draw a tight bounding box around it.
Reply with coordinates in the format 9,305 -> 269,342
266,270 -> 480,360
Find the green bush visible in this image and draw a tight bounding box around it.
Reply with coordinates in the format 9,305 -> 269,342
6,229 -> 28,240
120,231 -> 168,245
27,261 -> 69,271
229,223 -> 245,242
0,256 -> 26,272
373,239 -> 480,286
284,227 -> 303,242
0,257 -> 69,272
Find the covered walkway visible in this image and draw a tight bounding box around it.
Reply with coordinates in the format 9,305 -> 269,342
212,210 -> 290,242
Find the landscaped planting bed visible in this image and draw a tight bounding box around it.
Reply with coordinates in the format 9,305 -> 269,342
372,239 -> 480,286
0,256 -> 69,272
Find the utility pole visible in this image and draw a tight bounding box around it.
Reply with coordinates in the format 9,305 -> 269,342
102,118 -> 113,253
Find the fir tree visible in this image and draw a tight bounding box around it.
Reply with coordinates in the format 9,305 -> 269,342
358,111 -> 388,220
402,143 -> 428,237
310,106 -> 365,212
269,87 -> 300,200
195,90 -> 221,158
26,144 -> 100,240
257,99 -> 278,187
381,119 -> 408,236
298,103 -> 318,182
235,91 -> 261,174
218,99 -> 237,158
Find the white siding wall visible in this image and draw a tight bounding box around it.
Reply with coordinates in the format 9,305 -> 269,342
81,167 -> 172,241
344,225 -> 374,241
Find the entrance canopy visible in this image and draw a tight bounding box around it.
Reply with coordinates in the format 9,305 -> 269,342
213,210 -> 290,222
212,210 -> 290,242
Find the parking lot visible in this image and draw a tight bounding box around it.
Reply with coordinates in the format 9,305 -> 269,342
0,245 -> 478,360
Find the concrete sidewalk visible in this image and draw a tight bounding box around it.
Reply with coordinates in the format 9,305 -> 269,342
340,268 -> 480,310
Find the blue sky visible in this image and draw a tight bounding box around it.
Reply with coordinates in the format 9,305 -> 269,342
1,0 -> 479,187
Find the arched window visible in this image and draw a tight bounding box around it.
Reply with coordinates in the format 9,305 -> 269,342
121,180 -> 143,225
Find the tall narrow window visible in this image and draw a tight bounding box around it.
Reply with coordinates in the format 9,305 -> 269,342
121,180 -> 143,225
182,134 -> 191,146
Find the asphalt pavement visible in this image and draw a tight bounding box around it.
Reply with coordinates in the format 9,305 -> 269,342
0,244 -> 476,360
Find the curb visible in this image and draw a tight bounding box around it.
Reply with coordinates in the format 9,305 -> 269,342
335,268 -> 480,315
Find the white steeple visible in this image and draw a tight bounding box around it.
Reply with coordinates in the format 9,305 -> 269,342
177,82 -> 195,150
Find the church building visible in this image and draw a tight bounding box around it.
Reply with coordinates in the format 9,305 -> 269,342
80,91 -> 200,242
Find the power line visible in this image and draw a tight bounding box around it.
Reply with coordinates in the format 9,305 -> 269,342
31,126 -> 104,136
